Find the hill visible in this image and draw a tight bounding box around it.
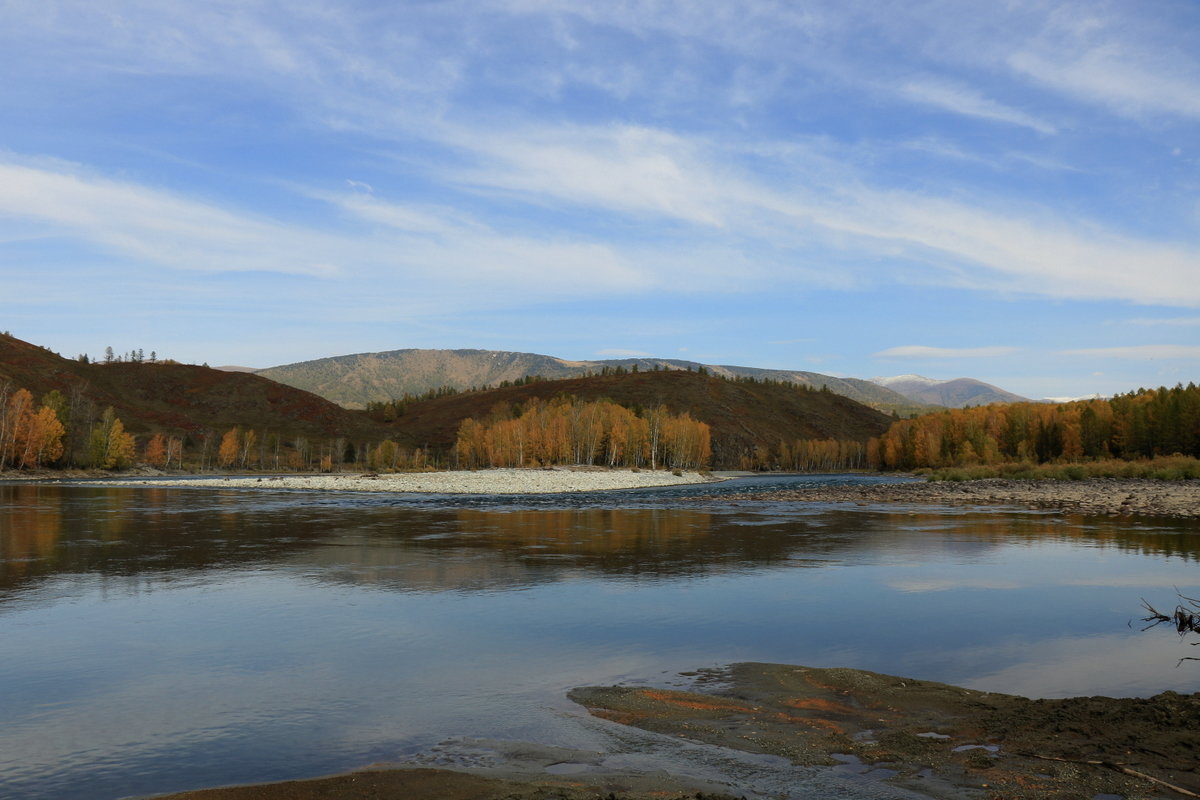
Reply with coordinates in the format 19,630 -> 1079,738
386,368 -> 894,469
871,374 -> 1028,407
257,348 -> 923,413
0,333 -> 387,443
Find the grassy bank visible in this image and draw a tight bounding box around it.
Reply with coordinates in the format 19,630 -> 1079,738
921,455 -> 1200,481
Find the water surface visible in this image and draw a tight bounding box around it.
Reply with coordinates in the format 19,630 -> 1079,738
1,475 -> 1197,799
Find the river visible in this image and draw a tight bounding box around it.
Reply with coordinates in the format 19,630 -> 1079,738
1,475 -> 1197,799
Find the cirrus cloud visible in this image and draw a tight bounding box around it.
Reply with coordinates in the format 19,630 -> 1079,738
873,345 -> 1020,359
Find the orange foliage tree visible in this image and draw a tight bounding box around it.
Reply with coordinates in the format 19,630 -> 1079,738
455,397 -> 711,469
870,384 -> 1200,470
0,387 -> 67,469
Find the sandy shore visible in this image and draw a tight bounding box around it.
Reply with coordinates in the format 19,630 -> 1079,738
704,477 -> 1200,518
70,467 -> 721,495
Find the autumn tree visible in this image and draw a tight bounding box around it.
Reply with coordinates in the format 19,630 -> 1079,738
455,398 -> 711,470
218,427 -> 241,468
869,384 -> 1200,470
145,433 -> 168,468
0,388 -> 67,469
88,407 -> 136,469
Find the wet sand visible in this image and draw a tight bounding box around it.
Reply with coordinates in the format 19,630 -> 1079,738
149,766 -> 738,800
704,477 -> 1200,518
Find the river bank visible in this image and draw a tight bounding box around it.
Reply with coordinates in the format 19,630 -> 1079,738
571,662 -> 1200,799
61,466 -> 721,494
703,477 -> 1200,518
149,661 -> 1200,800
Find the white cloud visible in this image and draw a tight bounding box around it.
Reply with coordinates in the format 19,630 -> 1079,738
1127,317 -> 1200,327
898,79 -> 1057,134
0,159 -> 655,304
1060,345 -> 1200,359
0,159 -> 343,277
596,348 -> 651,357
5,0 -> 1200,336
432,120 -> 1200,307
874,345 -> 1019,359
1010,47 -> 1200,120
447,124 -> 729,227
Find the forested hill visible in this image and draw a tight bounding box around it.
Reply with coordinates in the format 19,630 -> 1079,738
0,333 -> 387,441
382,368 -> 894,469
256,347 -> 924,414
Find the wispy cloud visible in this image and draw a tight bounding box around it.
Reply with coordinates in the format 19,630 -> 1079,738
1010,47 -> 1200,120
3,0 -> 1199,396
596,348 -> 651,357
1126,317 -> 1200,327
0,159 -> 343,277
898,79 -> 1057,134
431,118 -> 1200,307
1061,345 -> 1200,359
874,345 -> 1019,359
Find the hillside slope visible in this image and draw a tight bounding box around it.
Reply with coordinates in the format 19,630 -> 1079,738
0,333 -> 385,440
387,369 -> 893,469
257,348 -> 922,412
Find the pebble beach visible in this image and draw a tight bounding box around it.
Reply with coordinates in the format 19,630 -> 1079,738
72,467 -> 721,494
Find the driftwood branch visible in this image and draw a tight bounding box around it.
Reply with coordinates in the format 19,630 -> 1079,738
1140,596 -> 1200,636
1020,753 -> 1200,798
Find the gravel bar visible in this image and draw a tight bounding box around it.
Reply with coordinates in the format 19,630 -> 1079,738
700,477 -> 1200,518
72,467 -> 722,494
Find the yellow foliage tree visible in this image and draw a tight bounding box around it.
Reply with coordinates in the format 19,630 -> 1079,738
88,408 -> 136,470
218,427 -> 241,468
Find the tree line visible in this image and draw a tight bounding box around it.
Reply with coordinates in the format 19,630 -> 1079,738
869,383 -> 1200,470
0,383 -> 137,470
454,396 -> 712,470
737,438 -> 870,471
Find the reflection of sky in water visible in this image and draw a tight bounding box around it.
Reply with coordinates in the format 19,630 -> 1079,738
0,480 -> 1197,800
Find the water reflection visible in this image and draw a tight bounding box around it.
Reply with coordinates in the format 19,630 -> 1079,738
3,484 -> 1199,599
2,481 -> 1199,800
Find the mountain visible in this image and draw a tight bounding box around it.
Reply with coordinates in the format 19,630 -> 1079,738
257,348 -> 924,413
871,374 -> 1029,408
1,334 -> 892,470
386,368 -> 894,469
0,333 -> 386,440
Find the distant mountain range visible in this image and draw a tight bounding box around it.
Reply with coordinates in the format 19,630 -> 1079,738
870,374 -> 1030,408
256,349 -> 934,414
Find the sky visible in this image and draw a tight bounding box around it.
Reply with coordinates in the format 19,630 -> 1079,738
1,0 -> 1198,400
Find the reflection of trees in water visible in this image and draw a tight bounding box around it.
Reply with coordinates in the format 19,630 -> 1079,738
292,508 -> 811,591
0,485 -> 63,581
3,486 -> 1198,600
448,507 -> 808,577
0,485 -> 333,594
865,508 -> 1200,563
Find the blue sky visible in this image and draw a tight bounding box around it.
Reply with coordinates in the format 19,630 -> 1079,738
1,0 -> 1198,399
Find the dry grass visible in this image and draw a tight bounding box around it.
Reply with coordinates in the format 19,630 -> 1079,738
923,455 -> 1200,482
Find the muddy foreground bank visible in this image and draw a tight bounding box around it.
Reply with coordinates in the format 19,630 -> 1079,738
572,662 -> 1200,799
701,477 -> 1200,519
150,662 -> 1198,800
